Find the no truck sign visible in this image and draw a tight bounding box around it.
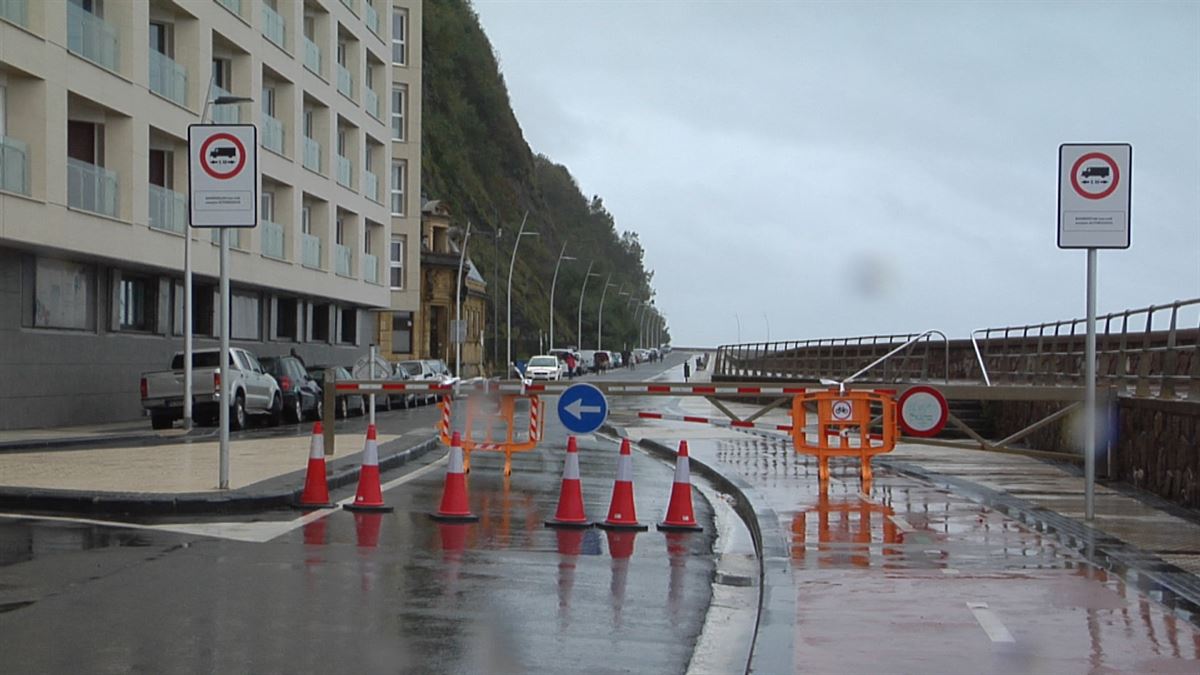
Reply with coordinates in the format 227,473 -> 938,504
188,124 -> 258,228
1058,143 -> 1131,249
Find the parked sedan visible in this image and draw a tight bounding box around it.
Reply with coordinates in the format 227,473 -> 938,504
307,365 -> 366,419
260,356 -> 323,423
525,355 -> 565,381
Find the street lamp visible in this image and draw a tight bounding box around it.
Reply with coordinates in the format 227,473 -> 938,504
505,212 -> 536,377
597,276 -> 616,351
577,262 -> 600,351
764,312 -> 771,344
734,312 -> 742,343
548,241 -> 576,352
453,220 -> 471,379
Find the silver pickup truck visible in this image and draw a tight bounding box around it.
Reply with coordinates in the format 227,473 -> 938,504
140,348 -> 282,430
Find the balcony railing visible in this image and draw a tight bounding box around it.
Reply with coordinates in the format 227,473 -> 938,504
0,135 -> 30,196
217,0 -> 242,16
303,136 -> 321,173
210,85 -> 241,124
262,220 -> 285,259
261,113 -> 284,154
340,0 -> 357,14
363,253 -> 378,284
149,50 -> 188,106
363,169 -> 378,202
301,233 -> 321,269
0,0 -> 28,27
335,244 -> 352,277
364,2 -> 380,36
67,2 -> 120,73
67,158 -> 118,217
211,228 -> 241,248
147,184 -> 186,234
262,3 -> 286,48
336,155 -> 352,188
303,36 -> 321,75
364,87 -> 379,119
336,63 -> 353,99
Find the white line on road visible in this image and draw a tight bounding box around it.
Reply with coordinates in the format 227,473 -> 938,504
967,602 -> 1015,643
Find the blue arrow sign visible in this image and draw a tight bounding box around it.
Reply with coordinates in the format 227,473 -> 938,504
557,383 -> 609,434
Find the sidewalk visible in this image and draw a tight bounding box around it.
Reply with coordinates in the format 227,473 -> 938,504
0,419 -> 189,451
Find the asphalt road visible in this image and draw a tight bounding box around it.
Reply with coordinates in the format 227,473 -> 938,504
0,352 -> 720,674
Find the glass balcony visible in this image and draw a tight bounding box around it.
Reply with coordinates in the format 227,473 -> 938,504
147,184 -> 186,234
364,3 -> 380,36
262,3 -> 286,48
336,64 -> 353,99
335,244 -> 352,277
67,2 -> 120,73
0,0 -> 28,27
301,233 -> 321,269
363,169 -> 378,202
303,36 -> 321,75
261,113 -> 284,154
363,253 -> 378,284
0,135 -> 30,196
217,0 -> 241,16
340,0 -> 357,14
364,87 -> 379,119
336,155 -> 352,188
262,220 -> 285,259
303,137 -> 321,173
67,158 -> 118,218
149,50 -> 188,106
210,85 -> 241,124
210,228 -> 241,248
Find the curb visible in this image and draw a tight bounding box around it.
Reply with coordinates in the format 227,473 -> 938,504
0,428 -> 216,453
0,434 -> 442,516
618,424 -> 793,675
879,457 -> 1200,626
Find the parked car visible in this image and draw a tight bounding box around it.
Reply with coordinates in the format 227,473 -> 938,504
307,365 -> 366,418
525,355 -> 565,381
397,359 -> 438,404
595,350 -> 613,372
548,349 -> 583,376
259,356 -> 323,423
577,350 -> 599,374
141,348 -> 282,430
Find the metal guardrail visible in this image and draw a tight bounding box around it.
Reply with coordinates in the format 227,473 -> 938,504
714,330 -> 948,385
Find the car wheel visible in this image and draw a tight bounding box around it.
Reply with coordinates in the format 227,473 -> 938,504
268,394 -> 283,427
231,393 -> 247,431
311,398 -> 323,422
286,395 -> 303,424
150,413 -> 173,430
338,397 -> 349,419
380,394 -> 391,412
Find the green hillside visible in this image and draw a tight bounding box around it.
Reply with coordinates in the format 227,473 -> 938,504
422,0 -> 666,366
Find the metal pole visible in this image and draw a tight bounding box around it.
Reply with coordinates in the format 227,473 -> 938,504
218,229 -> 230,490
1085,248 -> 1097,521
506,212 -> 529,378
369,343 -> 377,427
735,313 -> 741,343
187,77 -> 219,433
577,260 -> 594,350
764,312 -> 770,344
597,275 -> 613,351
549,240 -> 571,352
455,220 -> 470,378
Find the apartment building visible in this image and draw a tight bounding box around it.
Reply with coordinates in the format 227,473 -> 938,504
0,0 -> 419,430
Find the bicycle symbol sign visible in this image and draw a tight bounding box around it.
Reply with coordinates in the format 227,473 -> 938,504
831,399 -> 854,421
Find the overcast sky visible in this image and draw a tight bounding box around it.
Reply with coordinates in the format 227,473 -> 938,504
472,0 -> 1200,347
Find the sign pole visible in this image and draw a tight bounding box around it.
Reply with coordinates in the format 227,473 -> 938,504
219,229 -> 231,490
369,343 -> 377,427
1084,248 -> 1097,521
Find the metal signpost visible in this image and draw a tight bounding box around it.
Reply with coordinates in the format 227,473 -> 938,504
1058,143 -> 1131,521
188,124 -> 259,490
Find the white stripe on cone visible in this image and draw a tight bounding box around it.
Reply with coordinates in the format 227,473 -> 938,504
362,427 -> 380,466
563,448 -> 581,480
309,428 -> 324,460
448,442 -> 465,474
615,452 -> 633,482
672,452 -> 691,484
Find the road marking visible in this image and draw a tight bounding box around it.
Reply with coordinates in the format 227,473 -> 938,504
887,515 -> 915,533
941,568 -> 961,575
967,602 -> 1015,643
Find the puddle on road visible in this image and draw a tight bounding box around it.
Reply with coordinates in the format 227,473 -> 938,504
0,518 -> 163,567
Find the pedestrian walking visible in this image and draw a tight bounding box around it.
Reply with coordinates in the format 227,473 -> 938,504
683,359 -> 691,381
565,353 -> 576,379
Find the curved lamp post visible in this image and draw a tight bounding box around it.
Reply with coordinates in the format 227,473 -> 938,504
505,212 -> 535,377
548,241 -> 576,351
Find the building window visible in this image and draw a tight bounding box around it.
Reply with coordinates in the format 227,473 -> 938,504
301,205 -> 312,234
261,86 -> 276,116
390,160 -> 406,215
276,297 -> 298,341
261,191 -> 275,222
118,274 -> 157,332
311,302 -> 330,342
389,235 -> 405,289
149,149 -> 173,188
212,58 -> 231,90
149,21 -> 173,57
33,257 -> 94,330
391,85 -> 406,141
339,307 -> 357,344
391,8 -> 407,65
231,292 -> 261,340
391,311 -> 412,353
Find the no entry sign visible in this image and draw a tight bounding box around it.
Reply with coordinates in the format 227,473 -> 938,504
1058,143 -> 1131,249
188,124 -> 258,228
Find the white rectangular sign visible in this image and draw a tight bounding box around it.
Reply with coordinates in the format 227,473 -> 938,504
1058,143 -> 1131,249
188,124 -> 258,228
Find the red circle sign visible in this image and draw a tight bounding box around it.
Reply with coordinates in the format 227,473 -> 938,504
1070,152 -> 1119,200
898,385 -> 948,438
199,133 -> 247,180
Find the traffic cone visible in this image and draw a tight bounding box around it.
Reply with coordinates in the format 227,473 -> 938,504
657,440 -> 703,532
345,424 -> 394,512
598,438 -> 648,531
295,422 -> 333,509
545,436 -> 592,528
431,432 -> 480,522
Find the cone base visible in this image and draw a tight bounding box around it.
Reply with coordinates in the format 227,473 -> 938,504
345,503 -> 395,513
429,512 -> 480,523
597,520 -> 649,532
544,519 -> 593,529
292,500 -> 335,510
657,521 -> 703,532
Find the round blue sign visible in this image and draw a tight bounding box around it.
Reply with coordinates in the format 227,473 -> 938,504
557,383 -> 609,434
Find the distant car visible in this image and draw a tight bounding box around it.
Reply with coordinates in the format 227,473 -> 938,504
308,365 -> 365,419
577,350 -> 599,374
525,355 -> 564,381
398,360 -> 438,404
595,350 -> 613,372
259,356 -> 323,423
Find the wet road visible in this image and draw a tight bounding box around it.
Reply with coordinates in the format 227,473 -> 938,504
0,354 -> 721,674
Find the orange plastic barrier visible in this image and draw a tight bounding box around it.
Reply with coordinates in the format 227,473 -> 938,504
789,389 -> 897,485
438,393 -> 544,476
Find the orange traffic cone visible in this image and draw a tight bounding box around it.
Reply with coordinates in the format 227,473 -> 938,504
431,432 -> 480,522
598,438 -> 648,531
657,440 -> 703,532
295,422 -> 333,508
545,436 -> 592,528
346,424 -> 394,512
